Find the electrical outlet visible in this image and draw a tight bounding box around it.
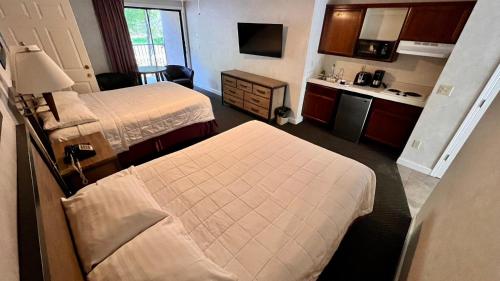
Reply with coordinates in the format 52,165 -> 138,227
412,140 -> 422,150
437,84 -> 454,96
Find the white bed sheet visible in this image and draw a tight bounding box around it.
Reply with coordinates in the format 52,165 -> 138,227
125,121 -> 376,281
49,82 -> 214,153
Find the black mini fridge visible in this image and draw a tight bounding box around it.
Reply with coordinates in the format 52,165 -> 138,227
333,93 -> 373,142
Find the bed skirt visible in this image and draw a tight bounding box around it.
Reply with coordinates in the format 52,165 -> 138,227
118,120 -> 218,167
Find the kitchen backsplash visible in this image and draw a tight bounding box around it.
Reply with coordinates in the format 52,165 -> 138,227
322,54 -> 446,87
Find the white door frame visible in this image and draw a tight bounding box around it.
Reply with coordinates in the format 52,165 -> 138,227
431,63 -> 500,178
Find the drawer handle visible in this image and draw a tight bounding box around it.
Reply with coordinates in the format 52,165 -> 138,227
250,107 -> 259,113
251,98 -> 260,103
240,84 -> 249,89
228,90 -> 235,94
256,89 -> 266,94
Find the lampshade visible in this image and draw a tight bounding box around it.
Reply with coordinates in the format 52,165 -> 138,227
14,46 -> 74,95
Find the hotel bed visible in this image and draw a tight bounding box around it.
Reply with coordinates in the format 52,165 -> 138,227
46,81 -> 216,164
20,120 -> 376,281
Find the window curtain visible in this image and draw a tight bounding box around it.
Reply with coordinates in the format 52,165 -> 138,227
92,0 -> 138,74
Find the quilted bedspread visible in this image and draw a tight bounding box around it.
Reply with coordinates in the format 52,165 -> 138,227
49,82 -> 214,153
128,121 -> 376,281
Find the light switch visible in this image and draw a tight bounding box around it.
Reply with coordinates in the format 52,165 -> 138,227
437,84 -> 454,96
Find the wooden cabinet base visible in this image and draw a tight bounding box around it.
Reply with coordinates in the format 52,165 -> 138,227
364,99 -> 422,149
302,82 -> 339,124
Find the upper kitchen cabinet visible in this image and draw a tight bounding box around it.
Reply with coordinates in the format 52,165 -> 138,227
356,7 -> 409,61
318,6 -> 365,56
359,8 -> 409,41
399,2 -> 475,43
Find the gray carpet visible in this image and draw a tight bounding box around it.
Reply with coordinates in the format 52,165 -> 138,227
201,89 -> 412,281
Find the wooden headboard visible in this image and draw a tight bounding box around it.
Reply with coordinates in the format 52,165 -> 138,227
14,99 -> 84,281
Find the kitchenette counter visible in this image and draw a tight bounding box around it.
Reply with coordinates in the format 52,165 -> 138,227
308,78 -> 432,108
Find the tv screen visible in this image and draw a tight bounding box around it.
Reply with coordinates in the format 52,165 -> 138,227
238,23 -> 283,58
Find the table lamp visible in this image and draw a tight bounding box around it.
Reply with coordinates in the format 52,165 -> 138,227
13,45 -> 74,121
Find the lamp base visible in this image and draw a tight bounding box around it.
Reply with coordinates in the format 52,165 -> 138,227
42,92 -> 60,121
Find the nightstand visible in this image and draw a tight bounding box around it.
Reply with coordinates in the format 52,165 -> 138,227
53,132 -> 121,192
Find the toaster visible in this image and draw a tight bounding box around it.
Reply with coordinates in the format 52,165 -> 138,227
354,71 -> 373,86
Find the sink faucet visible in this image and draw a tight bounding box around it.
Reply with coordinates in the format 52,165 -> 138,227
335,68 -> 344,81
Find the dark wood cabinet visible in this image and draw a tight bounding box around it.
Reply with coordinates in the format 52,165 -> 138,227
302,83 -> 339,124
400,2 -> 474,43
318,6 -> 365,56
364,99 -> 422,149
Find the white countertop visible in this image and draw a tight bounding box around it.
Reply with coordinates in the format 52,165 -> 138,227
308,78 -> 432,108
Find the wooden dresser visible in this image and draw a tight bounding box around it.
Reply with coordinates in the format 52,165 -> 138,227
221,70 -> 287,121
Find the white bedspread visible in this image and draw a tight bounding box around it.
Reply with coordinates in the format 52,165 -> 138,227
49,82 -> 214,153
127,121 -> 376,281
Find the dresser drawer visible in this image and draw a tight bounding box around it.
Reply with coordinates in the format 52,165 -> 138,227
224,95 -> 243,108
253,84 -> 271,99
223,85 -> 244,99
244,92 -> 270,109
223,75 -> 237,88
244,102 -> 268,119
237,80 -> 253,92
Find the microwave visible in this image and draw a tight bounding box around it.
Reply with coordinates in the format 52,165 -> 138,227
355,39 -> 397,60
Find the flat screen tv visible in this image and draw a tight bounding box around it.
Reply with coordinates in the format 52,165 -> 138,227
238,23 -> 283,58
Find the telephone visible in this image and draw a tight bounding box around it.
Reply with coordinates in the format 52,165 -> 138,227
63,143 -> 96,164
63,143 -> 96,185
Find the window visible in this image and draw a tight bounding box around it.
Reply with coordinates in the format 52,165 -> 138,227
124,7 -> 187,67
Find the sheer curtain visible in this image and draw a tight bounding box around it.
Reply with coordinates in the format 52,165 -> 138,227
92,0 -> 138,74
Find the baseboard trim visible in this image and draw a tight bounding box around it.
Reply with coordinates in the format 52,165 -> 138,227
196,85 -> 221,95
288,115 -> 303,125
397,157 -> 432,175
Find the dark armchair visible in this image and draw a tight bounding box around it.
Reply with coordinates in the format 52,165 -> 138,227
163,65 -> 194,89
96,72 -> 140,91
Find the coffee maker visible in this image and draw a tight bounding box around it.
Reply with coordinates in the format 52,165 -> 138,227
370,70 -> 385,88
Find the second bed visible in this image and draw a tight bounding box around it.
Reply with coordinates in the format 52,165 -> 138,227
94,121 -> 376,280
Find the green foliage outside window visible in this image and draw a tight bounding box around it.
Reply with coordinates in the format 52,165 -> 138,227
124,8 -> 164,45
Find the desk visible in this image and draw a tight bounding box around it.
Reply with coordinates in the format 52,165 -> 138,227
137,66 -> 167,84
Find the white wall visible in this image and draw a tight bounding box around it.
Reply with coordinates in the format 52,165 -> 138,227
398,0 -> 500,171
399,94 -> 500,281
69,0 -> 111,74
0,92 -> 19,281
185,0 -> 316,121
322,55 -> 446,87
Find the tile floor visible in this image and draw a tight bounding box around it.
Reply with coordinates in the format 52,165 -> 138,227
398,164 -> 440,217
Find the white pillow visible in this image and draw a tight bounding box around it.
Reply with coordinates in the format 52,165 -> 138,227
61,173 -> 168,273
38,91 -> 98,130
88,217 -> 237,281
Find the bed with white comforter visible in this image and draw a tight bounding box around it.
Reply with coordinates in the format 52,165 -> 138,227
49,82 -> 214,153
119,121 -> 377,281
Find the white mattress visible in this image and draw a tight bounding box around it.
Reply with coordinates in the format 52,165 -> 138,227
49,82 -> 215,153
125,121 -> 376,281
